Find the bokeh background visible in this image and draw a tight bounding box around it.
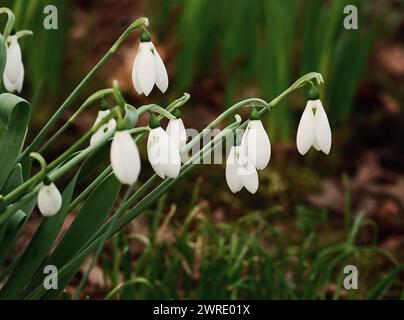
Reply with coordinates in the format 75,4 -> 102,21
1,0 -> 404,299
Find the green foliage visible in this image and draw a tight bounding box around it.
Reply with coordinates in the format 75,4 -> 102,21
102,197 -> 402,300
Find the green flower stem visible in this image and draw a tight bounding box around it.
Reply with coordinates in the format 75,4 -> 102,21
0,7 -> 15,39
136,104 -> 176,120
181,98 -> 268,156
38,88 -> 114,153
22,17 -> 149,157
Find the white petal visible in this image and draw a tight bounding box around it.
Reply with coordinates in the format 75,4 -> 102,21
166,118 -> 186,151
37,183 -> 62,217
3,71 -> 18,92
147,128 -> 181,179
15,62 -> 24,93
314,100 -> 332,155
90,110 -> 116,147
225,146 -> 242,193
150,42 -> 169,93
131,50 -> 143,94
238,162 -> 259,194
5,36 -> 22,83
111,130 -> 141,185
242,120 -> 271,170
147,128 -> 166,179
135,42 -> 156,96
162,134 -> 181,178
296,101 -> 316,155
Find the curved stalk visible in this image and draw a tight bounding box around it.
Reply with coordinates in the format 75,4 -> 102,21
22,17 -> 149,157
0,7 -> 15,39
38,88 -> 115,153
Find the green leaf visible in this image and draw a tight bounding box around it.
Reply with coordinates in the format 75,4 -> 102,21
0,93 -> 31,191
366,267 -> 403,300
0,164 -> 25,266
24,174 -> 121,299
0,173 -> 78,299
0,34 -> 6,80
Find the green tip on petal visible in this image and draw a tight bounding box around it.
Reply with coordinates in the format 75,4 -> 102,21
149,113 -> 160,129
100,98 -> 109,111
249,107 -> 260,120
140,29 -> 151,42
172,109 -> 181,119
308,86 -> 320,100
116,119 -> 126,131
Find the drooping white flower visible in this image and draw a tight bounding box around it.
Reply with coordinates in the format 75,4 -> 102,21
147,120 -> 181,179
132,31 -> 168,96
3,35 -> 24,93
37,182 -> 62,217
296,99 -> 332,155
226,145 -> 259,194
241,109 -> 271,170
110,130 -> 141,185
166,118 -> 186,151
90,108 -> 117,147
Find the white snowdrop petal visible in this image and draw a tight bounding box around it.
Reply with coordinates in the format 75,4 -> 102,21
150,42 -> 169,93
238,163 -> 259,194
37,183 -> 62,217
132,51 -> 143,94
3,72 -> 17,92
147,128 -> 166,179
90,126 -> 107,146
166,119 -> 187,151
225,147 -> 243,193
111,131 -> 141,185
136,42 -> 156,96
314,100 -> 332,155
296,101 -> 316,155
90,110 -> 116,147
5,37 -> 22,83
163,136 -> 181,179
243,120 -> 271,170
16,62 -> 24,93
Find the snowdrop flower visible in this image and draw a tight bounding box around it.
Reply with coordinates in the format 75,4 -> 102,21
296,87 -> 332,155
147,115 -> 181,179
166,109 -> 186,151
37,181 -> 62,217
90,100 -> 117,146
3,32 -> 24,93
241,108 -> 271,170
226,145 -> 259,194
110,129 -> 141,185
132,30 -> 168,96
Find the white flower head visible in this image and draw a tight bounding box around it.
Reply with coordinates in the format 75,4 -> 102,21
166,110 -> 186,151
37,182 -> 62,217
226,145 -> 259,194
241,110 -> 271,170
147,115 -> 181,179
132,30 -> 168,96
110,129 -> 141,185
3,34 -> 24,93
296,88 -> 332,155
90,100 -> 117,146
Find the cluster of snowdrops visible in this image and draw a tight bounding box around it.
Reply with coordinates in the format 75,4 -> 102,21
2,21 -> 331,218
